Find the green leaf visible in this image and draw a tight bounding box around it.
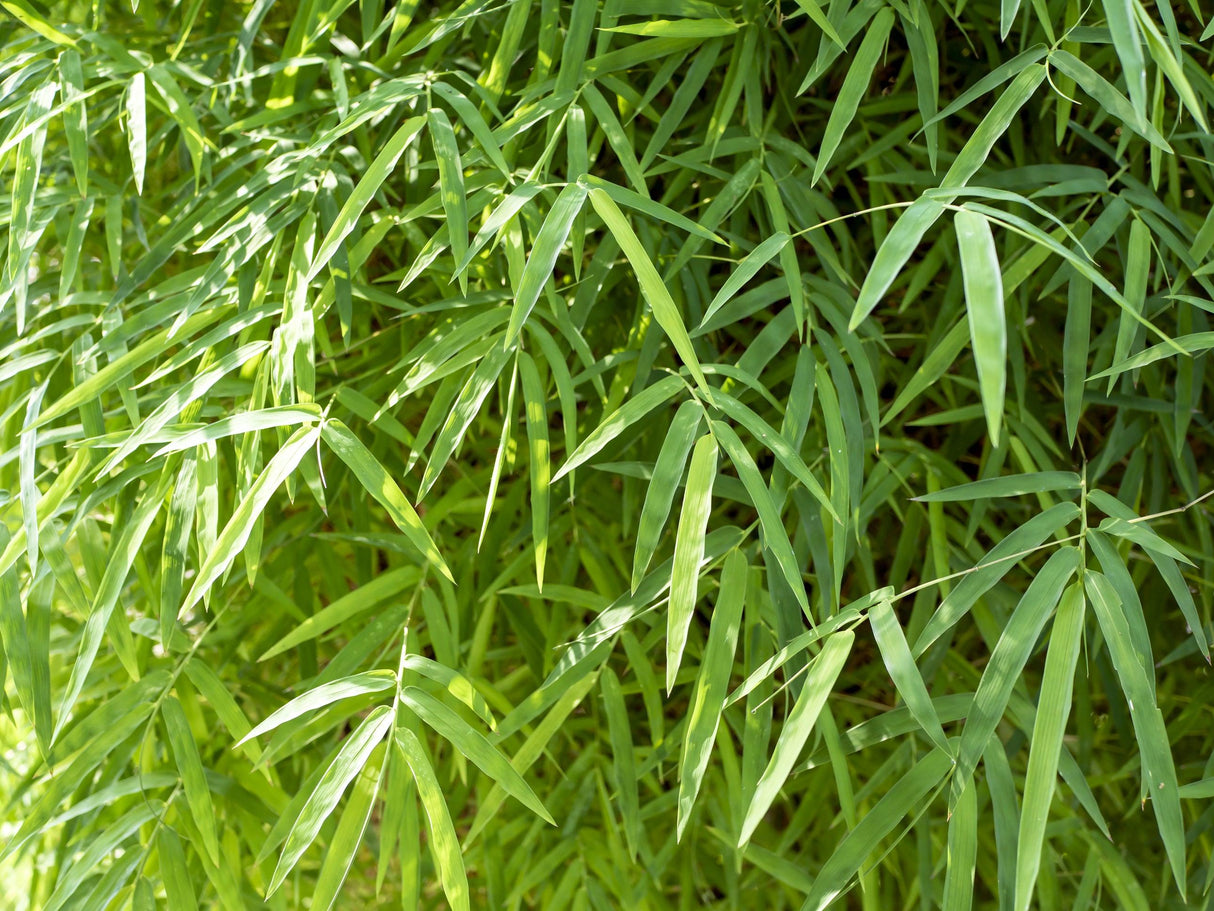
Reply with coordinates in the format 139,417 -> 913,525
711,420 -> 812,619
812,9 -> 894,185
125,71 -> 146,194
399,686 -> 554,824
632,399 -> 701,591
699,232 -> 790,328
913,502 -> 1082,655
913,471 -> 1082,502
505,182 -> 588,344
1016,582 -> 1086,911
577,174 -> 722,243
310,741 -> 385,911
954,547 -> 1080,792
851,65 -> 1046,329
869,599 -> 951,755
321,419 -> 452,581
667,432 -> 718,692
238,673 -> 396,746
428,107 -> 468,290
740,630 -> 854,848
554,374 -> 686,481
943,777 -> 978,911
268,706 -> 394,896
954,208 -> 1007,445
180,426 -> 321,615
158,827 -> 200,911
588,187 -> 709,390
396,727 -> 469,911
307,116 -> 427,282
1085,572 -> 1186,896
517,352 -> 550,589
162,695 -> 221,865
799,748 -> 955,911
600,667 -> 641,858
677,549 -> 746,839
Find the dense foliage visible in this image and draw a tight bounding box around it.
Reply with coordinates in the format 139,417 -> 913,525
1,0 -> 1213,907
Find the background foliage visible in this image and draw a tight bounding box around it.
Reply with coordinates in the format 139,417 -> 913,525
1,0 -> 1213,907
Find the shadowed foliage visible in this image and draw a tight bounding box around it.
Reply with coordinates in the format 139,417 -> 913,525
1,0 -> 1213,908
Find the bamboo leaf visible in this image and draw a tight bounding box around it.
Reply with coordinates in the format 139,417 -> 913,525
740,630 -> 854,848
268,706 -> 394,896
666,432 -> 718,693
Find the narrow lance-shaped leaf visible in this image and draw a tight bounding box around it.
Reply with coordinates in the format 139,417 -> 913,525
677,549 -> 747,839
740,629 -> 854,848
321,419 -> 452,581
953,547 -> 1080,795
588,187 -> 709,390
180,426 -> 321,615
798,748 -> 955,911
162,695 -> 220,865
1016,582 -> 1086,911
428,107 -> 468,292
237,672 -> 397,746
850,65 -> 1045,329
632,399 -> 701,591
307,116 -> 427,281
600,667 -> 641,859
667,432 -> 718,693
396,727 -> 470,911
267,706 -> 394,897
310,742 -> 386,911
711,420 -> 812,619
700,232 -> 790,328
517,352 -> 550,590
505,182 -> 588,343
913,471 -> 1081,503
19,380 -> 47,578
869,599 -> 952,754
812,9 -> 895,185
1085,572 -> 1186,896
125,71 -> 146,194
554,374 -> 686,481
59,48 -> 88,195
399,686 -> 554,824
943,776 -> 979,911
955,208 -> 1006,446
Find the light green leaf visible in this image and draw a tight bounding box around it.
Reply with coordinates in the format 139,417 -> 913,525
399,686 -> 554,824
1016,582 -> 1086,911
740,630 -> 854,848
869,599 -> 951,755
600,667 -> 641,858
632,399 -> 701,591
180,426 -> 320,615
162,695 -> 220,865
667,432 -> 718,693
677,549 -> 746,839
395,727 -> 469,911
238,673 -> 396,746
1085,572 -> 1186,896
518,352 -> 550,589
954,547 -> 1080,792
307,116 -> 427,281
268,706 -> 394,896
588,187 -> 709,390
554,374 -> 686,481
321,419 -> 452,581
812,9 -> 894,185
505,182 -> 588,344
954,208 -> 1006,446
799,748 -> 955,911
913,471 -> 1081,502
